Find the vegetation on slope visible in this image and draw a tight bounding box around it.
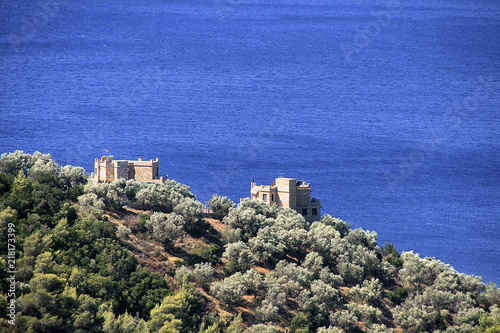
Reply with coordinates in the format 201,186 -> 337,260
0,151 -> 499,333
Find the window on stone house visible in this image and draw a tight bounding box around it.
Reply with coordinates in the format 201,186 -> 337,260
302,208 -> 308,216
263,194 -> 267,201
312,208 -> 318,215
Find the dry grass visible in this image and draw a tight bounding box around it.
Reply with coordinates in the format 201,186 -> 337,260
253,266 -> 271,275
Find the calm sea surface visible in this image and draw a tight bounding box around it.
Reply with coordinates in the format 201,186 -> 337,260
1,0 -> 499,284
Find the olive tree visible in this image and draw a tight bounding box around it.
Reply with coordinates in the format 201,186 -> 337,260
255,300 -> 280,323
345,228 -> 377,249
479,282 -> 500,309
247,324 -> 282,333
337,244 -> 382,285
240,269 -> 264,296
0,150 -> 34,175
319,214 -> 351,237
0,150 -> 58,177
307,222 -> 343,264
59,165 -> 88,188
175,265 -> 193,282
272,209 -> 308,262
145,212 -> 185,247
224,206 -> 269,242
123,179 -> 146,200
399,251 -> 449,291
136,184 -> 173,211
83,181 -> 123,210
432,269 -> 485,296
135,180 -> 195,212
265,260 -> 313,299
298,280 -> 342,311
346,302 -> 383,324
336,261 -> 364,286
116,224 -> 131,239
262,285 -> 286,310
317,327 -> 345,333
210,269 -> 263,302
223,241 -> 256,271
319,267 -> 344,288
223,199 -> 277,241
310,280 -> 342,308
248,227 -> 286,266
210,272 -> 247,306
301,252 -> 325,278
173,197 -> 204,231
348,278 -> 383,306
365,324 -> 395,333
329,310 -> 358,333
207,194 -> 235,220
393,284 -> 483,333
78,193 -> 105,217
192,263 -> 216,288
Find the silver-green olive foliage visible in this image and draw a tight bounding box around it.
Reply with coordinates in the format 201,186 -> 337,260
0,150 -> 58,177
223,241 -> 256,270
173,197 -> 204,227
146,212 -> 185,245
207,194 -> 235,220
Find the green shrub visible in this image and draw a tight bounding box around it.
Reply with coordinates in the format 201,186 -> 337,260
189,244 -> 222,265
135,214 -> 149,233
387,287 -> 408,305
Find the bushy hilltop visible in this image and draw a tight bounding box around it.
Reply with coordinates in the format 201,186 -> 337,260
0,151 -> 499,333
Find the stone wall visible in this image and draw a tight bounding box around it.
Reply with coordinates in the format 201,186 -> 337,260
89,156 -> 163,183
250,177 -> 321,222
115,161 -> 129,180
296,187 -> 311,206
276,178 -> 296,208
134,164 -> 153,182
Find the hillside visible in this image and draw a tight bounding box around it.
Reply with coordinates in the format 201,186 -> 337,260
0,151 -> 499,333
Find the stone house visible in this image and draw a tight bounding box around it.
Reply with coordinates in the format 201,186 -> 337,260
88,156 -> 164,183
250,177 -> 321,222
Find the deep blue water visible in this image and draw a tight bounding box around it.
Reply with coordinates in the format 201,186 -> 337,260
1,0 -> 499,284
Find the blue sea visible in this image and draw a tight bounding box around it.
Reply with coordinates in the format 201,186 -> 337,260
1,0 -> 499,284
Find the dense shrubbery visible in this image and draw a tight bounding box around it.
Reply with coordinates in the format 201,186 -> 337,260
207,195 -> 235,221
0,152 -> 196,332
1,151 -> 499,333
83,176 -> 197,214
212,190 -> 500,332
82,167 -> 206,249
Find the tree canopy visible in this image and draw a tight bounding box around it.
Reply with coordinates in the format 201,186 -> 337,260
1,151 -> 499,333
